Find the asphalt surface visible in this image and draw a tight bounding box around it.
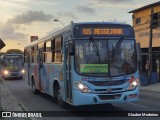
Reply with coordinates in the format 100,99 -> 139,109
2,79 -> 160,120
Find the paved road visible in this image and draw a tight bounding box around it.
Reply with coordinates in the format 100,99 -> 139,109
3,79 -> 160,120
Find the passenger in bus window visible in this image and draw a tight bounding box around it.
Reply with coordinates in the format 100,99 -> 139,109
122,61 -> 134,74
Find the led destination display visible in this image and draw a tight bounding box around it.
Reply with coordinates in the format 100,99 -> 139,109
74,24 -> 134,37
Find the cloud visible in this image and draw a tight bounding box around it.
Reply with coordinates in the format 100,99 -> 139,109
47,27 -> 62,35
97,0 -> 133,4
76,5 -> 95,14
8,10 -> 53,24
33,0 -> 61,3
57,11 -> 77,19
1,23 -> 28,40
0,10 -> 54,42
15,25 -> 26,31
88,0 -> 136,8
105,18 -> 130,24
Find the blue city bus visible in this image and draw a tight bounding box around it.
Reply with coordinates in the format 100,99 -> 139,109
24,22 -> 139,107
0,54 -> 25,79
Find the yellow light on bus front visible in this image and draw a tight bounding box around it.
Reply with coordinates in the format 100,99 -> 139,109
75,82 -> 92,93
132,81 -> 138,86
21,69 -> 25,74
3,70 -> 9,75
78,83 -> 84,89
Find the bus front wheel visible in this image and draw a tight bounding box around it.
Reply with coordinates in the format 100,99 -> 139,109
55,86 -> 66,108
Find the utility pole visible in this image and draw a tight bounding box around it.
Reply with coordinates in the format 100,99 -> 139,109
148,8 -> 154,85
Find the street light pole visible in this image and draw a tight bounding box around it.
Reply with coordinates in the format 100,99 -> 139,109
53,19 -> 65,27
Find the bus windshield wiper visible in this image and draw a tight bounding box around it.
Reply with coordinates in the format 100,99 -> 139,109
89,37 -> 100,63
113,37 -> 124,55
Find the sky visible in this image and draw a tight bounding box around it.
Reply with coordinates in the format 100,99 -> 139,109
0,0 -> 159,52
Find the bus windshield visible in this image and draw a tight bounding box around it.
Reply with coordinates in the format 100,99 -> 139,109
3,56 -> 23,70
75,39 -> 137,77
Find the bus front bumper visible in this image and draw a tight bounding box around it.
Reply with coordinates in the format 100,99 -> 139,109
71,88 -> 139,106
3,72 -> 23,79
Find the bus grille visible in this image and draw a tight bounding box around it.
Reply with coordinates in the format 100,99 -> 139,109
94,88 -> 124,94
88,80 -> 128,86
98,94 -> 121,100
11,73 -> 18,76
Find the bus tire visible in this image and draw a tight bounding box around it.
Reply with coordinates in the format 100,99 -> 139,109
32,79 -> 38,94
55,85 -> 66,108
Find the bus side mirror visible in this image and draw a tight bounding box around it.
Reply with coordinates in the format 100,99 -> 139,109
69,43 -> 74,56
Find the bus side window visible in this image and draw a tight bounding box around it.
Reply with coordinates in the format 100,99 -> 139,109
31,47 -> 34,63
24,48 -> 29,63
31,45 -> 38,63
53,37 -> 62,63
44,40 -> 52,63
51,40 -> 55,62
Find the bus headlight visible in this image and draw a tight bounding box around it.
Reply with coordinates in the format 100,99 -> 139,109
21,69 -> 25,74
127,78 -> 139,91
75,82 -> 92,93
3,70 -> 9,75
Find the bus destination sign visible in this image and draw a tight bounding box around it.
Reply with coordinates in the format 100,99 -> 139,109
82,28 -> 123,35
74,24 -> 133,38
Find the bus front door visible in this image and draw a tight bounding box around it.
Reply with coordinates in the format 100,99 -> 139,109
38,49 -> 44,91
64,41 -> 72,102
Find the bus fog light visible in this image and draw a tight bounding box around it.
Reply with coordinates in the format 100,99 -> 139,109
75,82 -> 92,93
128,94 -> 138,99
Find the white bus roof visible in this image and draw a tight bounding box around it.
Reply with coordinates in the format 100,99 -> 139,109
24,22 -> 132,48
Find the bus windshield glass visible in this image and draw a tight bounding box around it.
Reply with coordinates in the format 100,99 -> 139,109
75,39 -> 137,77
3,55 -> 23,70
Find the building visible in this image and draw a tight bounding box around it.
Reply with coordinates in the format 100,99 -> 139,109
129,2 -> 160,76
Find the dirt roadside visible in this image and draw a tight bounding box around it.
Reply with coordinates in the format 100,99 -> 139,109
0,79 -> 43,120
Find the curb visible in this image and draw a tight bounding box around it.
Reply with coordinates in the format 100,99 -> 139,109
0,79 -> 34,120
0,79 -> 23,111
0,79 -> 45,120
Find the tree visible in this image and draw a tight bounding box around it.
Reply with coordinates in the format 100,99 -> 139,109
0,52 -> 5,57
6,49 -> 23,54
